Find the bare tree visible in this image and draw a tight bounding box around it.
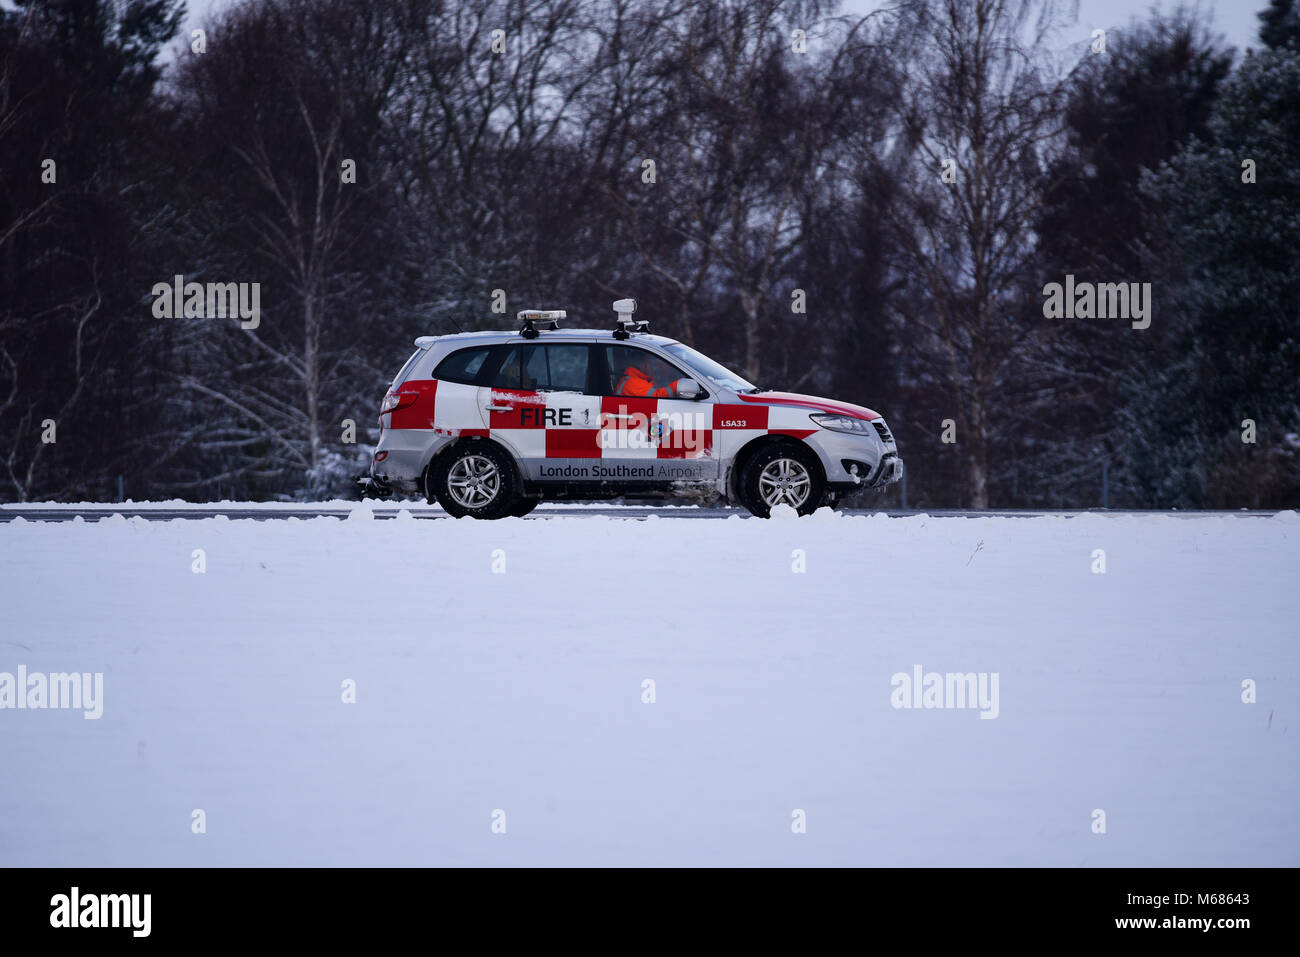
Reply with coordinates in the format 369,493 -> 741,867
601,0 -> 837,380
167,0 -> 413,496
870,0 -> 1072,507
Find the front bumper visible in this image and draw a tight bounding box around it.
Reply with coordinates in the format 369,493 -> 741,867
805,425 -> 903,491
868,453 -> 904,487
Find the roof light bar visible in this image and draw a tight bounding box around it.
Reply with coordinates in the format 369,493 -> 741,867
518,309 -> 564,338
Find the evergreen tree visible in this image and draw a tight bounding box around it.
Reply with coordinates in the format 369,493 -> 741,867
1032,8 -> 1231,506
1129,40 -> 1300,506
0,0 -> 183,500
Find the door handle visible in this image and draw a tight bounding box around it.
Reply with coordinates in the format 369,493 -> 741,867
485,404 -> 512,413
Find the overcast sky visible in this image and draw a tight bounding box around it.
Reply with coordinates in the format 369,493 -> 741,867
843,0 -> 1263,53
177,0 -> 1265,60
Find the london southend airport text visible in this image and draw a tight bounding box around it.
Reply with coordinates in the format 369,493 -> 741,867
538,463 -> 705,479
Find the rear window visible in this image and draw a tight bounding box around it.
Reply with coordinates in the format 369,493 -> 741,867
433,346 -> 492,385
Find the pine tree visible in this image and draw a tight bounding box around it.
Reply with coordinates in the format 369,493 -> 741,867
1129,41 -> 1300,506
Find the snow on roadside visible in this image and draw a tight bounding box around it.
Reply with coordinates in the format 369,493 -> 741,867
0,499 -> 707,511
0,512 -> 1296,866
0,498 -> 434,511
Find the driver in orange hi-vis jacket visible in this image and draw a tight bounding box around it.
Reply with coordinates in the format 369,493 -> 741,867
616,363 -> 683,398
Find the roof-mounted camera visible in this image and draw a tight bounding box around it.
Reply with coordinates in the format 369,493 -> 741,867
612,298 -> 647,339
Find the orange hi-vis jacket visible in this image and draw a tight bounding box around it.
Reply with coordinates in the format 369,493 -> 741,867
616,366 -> 681,398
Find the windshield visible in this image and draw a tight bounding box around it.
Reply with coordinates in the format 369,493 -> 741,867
661,343 -> 757,393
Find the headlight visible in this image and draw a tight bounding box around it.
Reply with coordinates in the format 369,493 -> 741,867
810,413 -> 874,435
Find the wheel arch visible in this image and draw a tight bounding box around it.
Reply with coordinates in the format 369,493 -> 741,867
423,435 -> 524,500
727,433 -> 827,502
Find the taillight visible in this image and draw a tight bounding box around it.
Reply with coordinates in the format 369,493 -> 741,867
380,390 -> 418,415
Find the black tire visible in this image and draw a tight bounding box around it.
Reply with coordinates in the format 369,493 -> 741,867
428,442 -> 520,519
738,443 -> 826,518
508,497 -> 540,517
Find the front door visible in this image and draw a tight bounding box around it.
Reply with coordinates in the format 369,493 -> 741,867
596,344 -> 717,486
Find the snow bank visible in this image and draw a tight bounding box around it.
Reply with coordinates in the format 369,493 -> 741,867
0,499 -> 706,511
0,498 -> 434,511
0,513 -> 1296,865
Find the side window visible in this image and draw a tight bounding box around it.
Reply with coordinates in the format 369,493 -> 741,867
522,345 -> 550,391
603,346 -> 688,397
494,344 -> 592,392
491,346 -> 524,390
433,347 -> 491,385
541,345 -> 589,392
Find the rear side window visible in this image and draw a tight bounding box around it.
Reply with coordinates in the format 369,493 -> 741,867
491,344 -> 591,392
433,347 -> 492,385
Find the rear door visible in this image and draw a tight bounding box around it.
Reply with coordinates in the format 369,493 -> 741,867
479,342 -> 602,480
416,344 -> 493,436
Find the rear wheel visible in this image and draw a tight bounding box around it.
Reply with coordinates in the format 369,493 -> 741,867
429,443 -> 519,519
738,444 -> 825,517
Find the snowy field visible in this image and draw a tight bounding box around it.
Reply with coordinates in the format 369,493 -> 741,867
1,507 -> 1297,866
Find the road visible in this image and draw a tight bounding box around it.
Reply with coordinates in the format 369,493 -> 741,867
0,504 -> 1285,522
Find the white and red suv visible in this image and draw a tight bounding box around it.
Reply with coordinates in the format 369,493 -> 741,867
366,300 -> 903,517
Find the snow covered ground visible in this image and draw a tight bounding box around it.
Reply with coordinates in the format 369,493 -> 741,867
0,499 -> 702,514
1,508 -> 1297,866
1,498 -> 401,511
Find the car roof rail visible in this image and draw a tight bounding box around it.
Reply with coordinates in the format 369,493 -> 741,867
518,309 -> 565,339
612,298 -> 647,339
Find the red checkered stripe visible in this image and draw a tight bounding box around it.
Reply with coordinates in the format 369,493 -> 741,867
387,381 -> 818,459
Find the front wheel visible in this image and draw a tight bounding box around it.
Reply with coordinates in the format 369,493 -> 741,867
429,443 -> 520,519
738,444 -> 826,517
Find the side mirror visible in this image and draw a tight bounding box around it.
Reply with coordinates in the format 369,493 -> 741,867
676,378 -> 703,400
